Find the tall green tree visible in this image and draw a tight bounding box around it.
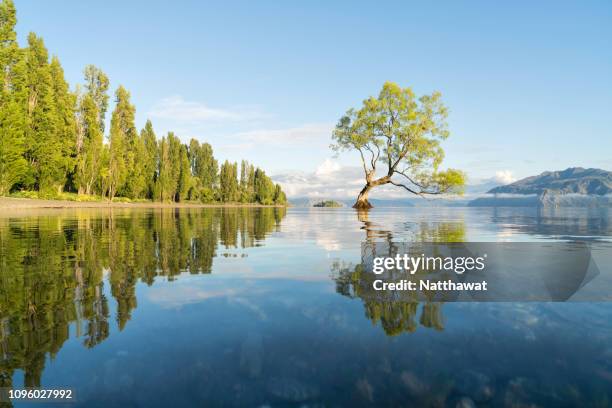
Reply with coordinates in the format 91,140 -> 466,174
254,168 -> 274,205
219,160 -> 239,202
177,144 -> 192,201
156,132 -> 181,201
75,93 -> 103,195
0,0 -> 26,194
107,86 -> 136,200
273,183 -> 286,204
189,139 -> 217,194
239,160 -> 255,202
141,120 -> 158,199
24,32 -> 64,195
332,81 -> 465,209
49,56 -> 76,191
76,66 -> 108,195
83,65 -> 109,132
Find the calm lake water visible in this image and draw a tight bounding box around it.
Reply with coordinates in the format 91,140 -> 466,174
0,207 -> 611,407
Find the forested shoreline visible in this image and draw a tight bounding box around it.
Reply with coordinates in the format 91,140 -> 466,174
0,0 -> 287,205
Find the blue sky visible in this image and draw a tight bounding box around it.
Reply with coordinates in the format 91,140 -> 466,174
14,0 -> 612,197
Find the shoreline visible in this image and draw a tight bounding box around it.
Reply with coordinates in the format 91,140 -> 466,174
0,197 -> 288,210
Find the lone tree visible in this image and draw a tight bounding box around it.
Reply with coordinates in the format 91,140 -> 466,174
332,82 -> 465,209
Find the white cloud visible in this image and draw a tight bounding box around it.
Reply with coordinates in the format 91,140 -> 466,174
148,96 -> 266,123
315,158 -> 341,177
232,123 -> 333,146
272,159 -> 412,199
494,170 -> 516,184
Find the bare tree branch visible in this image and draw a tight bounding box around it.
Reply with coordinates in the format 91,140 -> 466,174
388,180 -> 420,195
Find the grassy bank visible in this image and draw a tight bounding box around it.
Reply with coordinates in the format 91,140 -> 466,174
1,194 -> 289,209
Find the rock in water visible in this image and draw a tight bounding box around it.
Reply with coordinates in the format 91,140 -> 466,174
239,332 -> 263,379
267,377 -> 320,402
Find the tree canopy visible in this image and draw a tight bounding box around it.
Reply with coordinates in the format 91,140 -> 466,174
0,0 -> 286,205
332,82 -> 465,209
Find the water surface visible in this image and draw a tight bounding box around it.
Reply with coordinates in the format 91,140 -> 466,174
0,207 -> 611,407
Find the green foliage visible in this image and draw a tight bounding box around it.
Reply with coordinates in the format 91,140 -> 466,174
273,183 -> 287,204
332,81 -> 465,207
49,56 -> 76,190
83,64 -> 109,132
0,0 -> 288,205
75,66 -> 107,195
219,160 -> 239,202
108,86 -> 135,200
141,120 -> 158,199
254,168 -> 275,204
0,0 -> 27,194
0,208 -> 287,385
24,32 -> 63,195
177,144 -> 192,201
313,200 -> 341,207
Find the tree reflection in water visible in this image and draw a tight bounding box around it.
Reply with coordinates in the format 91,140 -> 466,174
331,210 -> 465,336
0,207 -> 285,390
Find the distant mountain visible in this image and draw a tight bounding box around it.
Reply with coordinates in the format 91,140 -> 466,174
465,179 -> 504,195
487,167 -> 612,196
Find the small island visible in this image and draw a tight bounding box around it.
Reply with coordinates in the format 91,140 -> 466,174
313,200 -> 343,208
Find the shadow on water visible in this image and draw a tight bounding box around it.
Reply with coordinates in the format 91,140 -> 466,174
0,207 -> 285,390
331,209 -> 466,336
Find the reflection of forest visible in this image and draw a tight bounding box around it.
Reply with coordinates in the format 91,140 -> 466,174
332,210 -> 465,336
0,207 -> 285,389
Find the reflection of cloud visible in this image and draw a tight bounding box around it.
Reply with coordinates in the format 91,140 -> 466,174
229,297 -> 267,320
148,96 -> 266,123
315,237 -> 341,251
147,283 -> 242,308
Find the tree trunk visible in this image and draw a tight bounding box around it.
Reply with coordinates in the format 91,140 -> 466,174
353,184 -> 373,209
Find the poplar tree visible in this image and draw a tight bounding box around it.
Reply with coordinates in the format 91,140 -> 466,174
239,160 -> 255,202
83,65 -> 109,132
49,56 -> 76,191
24,32 -> 61,195
219,161 -> 238,202
189,139 -> 217,192
140,120 -> 158,199
108,86 -> 136,200
254,168 -> 275,205
177,144 -> 192,201
0,0 -> 26,194
0,0 -> 288,205
76,66 -> 108,195
273,184 -> 286,204
156,132 -> 181,201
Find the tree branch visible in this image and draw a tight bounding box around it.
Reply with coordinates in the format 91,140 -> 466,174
354,144 -> 368,177
388,180 -> 420,195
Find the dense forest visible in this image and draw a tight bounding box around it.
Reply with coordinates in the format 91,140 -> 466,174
0,0 -> 286,204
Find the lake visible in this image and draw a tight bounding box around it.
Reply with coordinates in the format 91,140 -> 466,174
0,207 -> 611,407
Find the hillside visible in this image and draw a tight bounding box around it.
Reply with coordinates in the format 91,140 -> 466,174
487,168 -> 612,196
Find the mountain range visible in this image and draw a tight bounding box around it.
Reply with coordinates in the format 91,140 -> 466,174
487,167 -> 612,196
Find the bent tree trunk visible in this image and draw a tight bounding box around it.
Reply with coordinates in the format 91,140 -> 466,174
353,184 -> 373,209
